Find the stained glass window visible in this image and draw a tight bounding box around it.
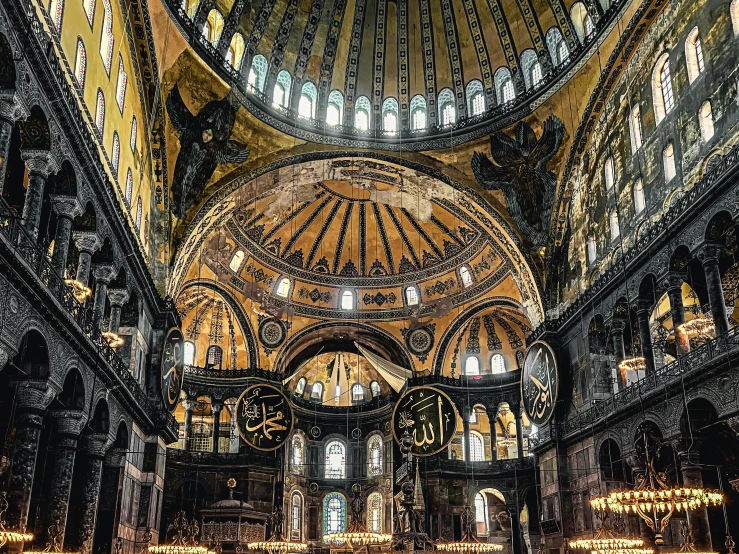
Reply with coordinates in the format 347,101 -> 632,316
291,493 -> 302,532
111,132 -> 120,175
84,0 -> 96,25
368,435 -> 382,475
367,493 -> 382,533
292,434 -> 304,471
130,116 -> 137,152
116,56 -> 127,113
135,197 -> 142,230
323,493 -> 346,540
325,440 -> 345,479
95,89 -> 105,135
125,169 -> 133,205
74,39 -> 87,89
99,0 -> 114,74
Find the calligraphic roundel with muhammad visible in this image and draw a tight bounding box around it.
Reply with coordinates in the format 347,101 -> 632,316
392,386 -> 458,457
236,384 -> 294,451
160,328 -> 185,412
521,340 -> 558,426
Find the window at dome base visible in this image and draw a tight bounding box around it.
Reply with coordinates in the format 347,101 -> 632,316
325,440 -> 346,479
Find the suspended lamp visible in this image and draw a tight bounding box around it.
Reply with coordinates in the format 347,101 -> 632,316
616,356 -> 646,373
435,505 -> 503,554
247,507 -> 307,554
64,279 -> 92,303
323,485 -> 391,546
0,492 -> 33,547
149,511 -> 210,554
677,316 -> 715,340
102,331 -> 124,348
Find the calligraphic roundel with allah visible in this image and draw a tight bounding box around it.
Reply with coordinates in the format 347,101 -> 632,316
392,386 -> 458,457
236,384 -> 294,451
521,340 -> 559,426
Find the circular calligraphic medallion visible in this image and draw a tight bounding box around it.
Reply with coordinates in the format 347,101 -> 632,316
259,318 -> 286,348
520,340 -> 559,426
405,327 -> 434,358
392,386 -> 458,456
160,328 -> 185,412
236,384 -> 294,451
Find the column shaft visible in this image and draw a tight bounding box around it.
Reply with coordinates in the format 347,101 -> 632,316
183,401 -> 194,451
611,325 -> 627,390
77,251 -> 92,287
0,116 -> 13,192
636,307 -> 656,374
77,453 -> 105,554
6,411 -> 43,533
702,255 -> 730,337
43,436 -> 78,547
51,216 -> 73,277
92,281 -> 108,329
212,406 -> 222,453
667,284 -> 690,355
486,410 -> 498,461
21,171 -> 47,241
681,459 -> 712,550
510,509 -> 523,554
515,414 -> 525,459
462,414 -> 471,462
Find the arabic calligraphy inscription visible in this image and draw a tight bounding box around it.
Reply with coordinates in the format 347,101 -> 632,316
392,386 -> 458,456
521,340 -> 558,426
236,384 -> 294,451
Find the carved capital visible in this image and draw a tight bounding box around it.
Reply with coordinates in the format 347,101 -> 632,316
92,263 -> 117,284
634,298 -> 652,315
80,432 -> 109,457
611,318 -> 627,333
49,195 -> 82,220
72,231 -> 101,254
662,271 -> 686,292
15,381 -> 58,412
211,401 -> 223,414
0,91 -> 30,122
696,242 -> 723,265
48,409 -> 87,437
20,149 -> 58,177
104,447 -> 127,468
182,398 -> 196,411
107,288 -> 130,307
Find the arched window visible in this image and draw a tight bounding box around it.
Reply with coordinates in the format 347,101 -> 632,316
183,341 -> 196,365
326,90 -> 344,126
130,116 -> 137,152
49,0 -> 64,31
586,234 -> 597,265
653,54 -> 674,125
465,356 -> 480,376
466,80 -> 485,117
609,209 -> 620,241
494,67 -> 515,104
699,100 -> 714,142
135,197 -> 142,230
291,492 -> 303,534
325,441 -> 346,479
229,250 -> 245,272
111,132 -> 120,175
663,142 -> 676,182
628,104 -> 642,154
116,56 -> 127,113
125,169 -> 133,205
367,493 -> 383,533
323,493 -> 346,537
459,265 -> 473,288
84,0 -> 96,25
405,286 -> 419,306
475,493 -> 487,535
382,98 -> 399,134
491,353 -> 506,374
732,0 -> 739,36
184,0 -> 200,18
191,422 -> 212,451
686,28 -> 705,84
438,88 -> 456,126
604,157 -> 615,190
311,382 -> 323,400
355,96 -> 371,130
276,277 -> 291,297
95,89 -> 105,135
273,70 -> 292,108
295,377 -> 307,395
468,431 -> 485,461
520,50 -> 541,91
204,9 -> 224,45
341,290 -> 354,310
74,39 -> 87,89
633,179 -> 646,215
299,82 -> 318,119
206,345 -> 223,369
370,381 -> 381,397
248,55 -> 268,92
570,2 -> 593,43
351,383 -> 364,402
226,33 -> 245,70
367,435 -> 383,475
99,0 -> 114,73
546,27 -> 568,65
292,433 -> 304,470
410,95 -> 427,130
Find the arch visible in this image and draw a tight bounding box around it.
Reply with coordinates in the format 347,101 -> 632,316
73,201 -> 97,232
685,27 -> 705,84
586,232 -> 597,264
468,430 -> 485,461
633,179 -> 646,215
491,353 -> 506,374
663,142 -> 676,182
275,276 -> 292,298
273,70 -> 292,107
699,101 -> 714,143
84,0 -> 96,24
49,0 -> 65,31
295,377 -> 307,395
370,381 -> 381,397
203,9 -> 224,45
494,67 -> 515,104
95,89 -> 105,135
13,330 -> 50,379
404,285 -> 419,306
464,356 -> 480,376
604,157 -> 615,190
570,2 -> 594,43
459,265 -> 473,288
248,55 -> 268,92
466,80 -> 485,117
367,492 -> 383,532
351,383 -> 364,402
680,397 -> 718,438
652,53 -> 674,125
59,368 -> 86,410
324,440 -> 346,479
410,95 -> 427,130
311,381 -> 324,400
130,116 -> 137,152
437,88 -> 456,126
367,434 -> 383,475
183,0 -> 200,18
520,49 -> 542,90
183,341 -> 196,365
354,96 -> 371,130
298,82 -> 318,119
99,0 -> 114,73
340,289 -> 354,310
74,38 -> 87,90
609,209 -> 620,241
113,419 -> 129,449
226,33 -> 245,70
290,491 -> 303,537
382,97 -> 399,134
474,492 -> 487,535
628,103 -> 642,153
90,398 -> 110,433
111,132 -> 120,175
115,55 -> 127,113
135,196 -> 142,229
206,345 -> 223,369
326,90 -> 344,126
125,169 -> 133,204
323,492 -> 346,537
291,433 -> 305,476
545,27 -> 568,66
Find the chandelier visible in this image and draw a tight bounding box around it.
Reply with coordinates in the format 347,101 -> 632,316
590,425 -> 722,545
324,485 -> 391,547
435,505 -> 503,554
247,507 -> 307,554
617,356 -> 646,373
677,316 -> 715,339
570,501 -> 649,554
23,524 -> 76,554
0,492 -> 33,547
64,279 -> 92,303
149,511 -> 210,554
102,331 -> 124,348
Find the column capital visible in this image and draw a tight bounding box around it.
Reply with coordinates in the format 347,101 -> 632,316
211,401 -> 223,413
79,432 -> 110,458
92,263 -> 117,284
182,398 -> 196,411
104,447 -> 127,468
48,410 -> 87,438
20,149 -> 58,177
107,288 -> 130,307
15,381 -> 58,412
696,242 -> 724,264
49,195 -> 82,220
611,317 -> 627,333
662,271 -> 686,292
0,91 -> 30,122
634,298 -> 653,314
72,231 -> 101,254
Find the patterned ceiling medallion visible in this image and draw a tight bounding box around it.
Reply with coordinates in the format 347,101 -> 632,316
259,317 -> 287,349
403,325 -> 435,362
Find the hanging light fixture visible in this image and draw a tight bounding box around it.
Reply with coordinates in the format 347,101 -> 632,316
247,507 -> 307,554
64,279 -> 92,303
324,484 -> 391,546
436,505 -> 503,554
590,425 -> 722,545
0,492 -> 33,547
101,331 -> 124,348
677,315 -> 715,340
616,356 -> 646,374
149,511 -> 210,554
569,509 -> 645,552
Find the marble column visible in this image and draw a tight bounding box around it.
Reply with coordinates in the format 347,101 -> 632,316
6,384 -> 55,535
92,448 -> 126,554
0,94 -> 29,193
611,318 -> 628,389
183,399 -> 195,451
515,411 -> 525,458
635,300 -> 656,374
49,196 -> 82,277
40,411 -> 85,548
91,264 -> 116,329
72,232 -> 101,288
462,406 -> 471,462
19,150 -> 58,241
486,408 -> 498,461
680,451 -> 712,550
509,507 -> 523,554
76,433 -> 109,554
699,243 -> 730,338
211,402 -> 222,453
665,273 -> 690,355
107,289 -> 130,334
